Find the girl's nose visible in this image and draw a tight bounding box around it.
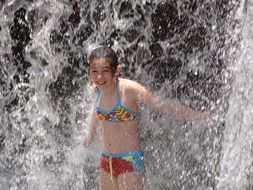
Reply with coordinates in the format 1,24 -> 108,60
97,73 -> 103,79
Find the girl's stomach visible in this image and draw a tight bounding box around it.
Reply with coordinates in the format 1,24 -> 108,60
101,121 -> 142,153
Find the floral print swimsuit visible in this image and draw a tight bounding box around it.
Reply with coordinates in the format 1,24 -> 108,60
95,80 -> 141,122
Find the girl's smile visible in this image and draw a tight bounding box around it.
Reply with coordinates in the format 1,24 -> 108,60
96,81 -> 106,86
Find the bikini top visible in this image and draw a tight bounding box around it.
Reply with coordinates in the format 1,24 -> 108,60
95,81 -> 141,122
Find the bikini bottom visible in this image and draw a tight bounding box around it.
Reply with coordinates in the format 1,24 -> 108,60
100,149 -> 144,182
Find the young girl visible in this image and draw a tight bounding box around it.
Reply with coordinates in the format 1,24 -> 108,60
83,46 -> 215,190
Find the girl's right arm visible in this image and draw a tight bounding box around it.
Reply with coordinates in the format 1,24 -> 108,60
83,110 -> 99,148
83,85 -> 99,148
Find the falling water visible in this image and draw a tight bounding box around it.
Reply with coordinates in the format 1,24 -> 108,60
0,0 -> 249,190
217,1 -> 253,189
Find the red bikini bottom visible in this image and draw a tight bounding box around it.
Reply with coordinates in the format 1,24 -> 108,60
100,155 -> 135,177
100,149 -> 144,179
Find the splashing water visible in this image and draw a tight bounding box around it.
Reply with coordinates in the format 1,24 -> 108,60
217,1 -> 253,189
0,0 -> 250,189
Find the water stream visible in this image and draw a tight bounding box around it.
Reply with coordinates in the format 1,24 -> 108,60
217,1 -> 253,189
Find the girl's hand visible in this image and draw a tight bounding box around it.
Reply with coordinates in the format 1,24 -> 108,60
199,107 -> 218,124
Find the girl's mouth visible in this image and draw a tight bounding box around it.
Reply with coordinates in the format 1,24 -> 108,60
96,81 -> 106,86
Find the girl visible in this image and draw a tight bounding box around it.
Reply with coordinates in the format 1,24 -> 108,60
83,46 -> 215,190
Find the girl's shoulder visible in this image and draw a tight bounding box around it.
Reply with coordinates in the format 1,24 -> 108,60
119,78 -> 145,93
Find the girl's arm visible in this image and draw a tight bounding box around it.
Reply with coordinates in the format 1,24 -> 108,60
83,110 -> 99,148
83,85 -> 99,148
136,84 -> 215,122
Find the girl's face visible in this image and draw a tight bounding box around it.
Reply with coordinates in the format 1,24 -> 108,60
89,58 -> 118,90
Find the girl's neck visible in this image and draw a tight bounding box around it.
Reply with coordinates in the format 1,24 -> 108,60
101,78 -> 118,97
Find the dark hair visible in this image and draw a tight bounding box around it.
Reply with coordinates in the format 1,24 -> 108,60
88,46 -> 118,75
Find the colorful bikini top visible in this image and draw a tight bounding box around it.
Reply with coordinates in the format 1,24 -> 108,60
95,81 -> 141,122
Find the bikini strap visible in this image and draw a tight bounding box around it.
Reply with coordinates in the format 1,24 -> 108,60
115,79 -> 121,104
95,88 -> 101,107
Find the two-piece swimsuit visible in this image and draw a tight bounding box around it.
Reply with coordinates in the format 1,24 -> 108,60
95,80 -> 144,183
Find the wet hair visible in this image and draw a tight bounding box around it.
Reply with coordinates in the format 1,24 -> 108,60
88,46 -> 118,75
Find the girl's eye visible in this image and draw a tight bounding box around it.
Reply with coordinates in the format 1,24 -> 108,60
103,70 -> 110,73
91,70 -> 97,73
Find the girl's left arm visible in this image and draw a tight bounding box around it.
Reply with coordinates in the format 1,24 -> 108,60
136,84 -> 216,123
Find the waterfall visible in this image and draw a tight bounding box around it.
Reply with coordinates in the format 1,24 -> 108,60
217,1 -> 253,189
